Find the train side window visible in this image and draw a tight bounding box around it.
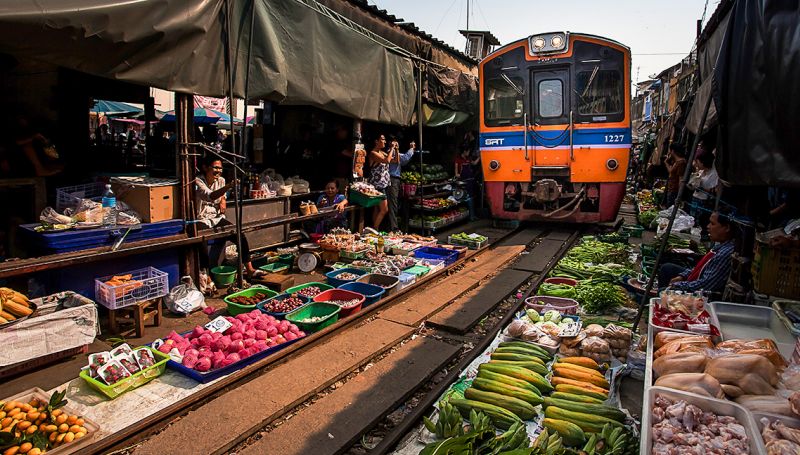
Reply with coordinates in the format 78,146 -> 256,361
485,78 -> 523,126
575,69 -> 623,115
538,79 -> 563,118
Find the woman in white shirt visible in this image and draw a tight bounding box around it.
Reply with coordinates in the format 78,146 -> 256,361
196,156 -> 262,278
688,152 -> 719,232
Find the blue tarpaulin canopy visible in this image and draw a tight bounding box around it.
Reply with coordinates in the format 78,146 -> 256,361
90,100 -> 143,115
160,107 -> 242,125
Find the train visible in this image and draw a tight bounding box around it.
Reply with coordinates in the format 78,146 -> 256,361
479,32 -> 632,223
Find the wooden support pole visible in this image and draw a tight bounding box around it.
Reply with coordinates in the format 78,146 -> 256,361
176,92 -> 199,279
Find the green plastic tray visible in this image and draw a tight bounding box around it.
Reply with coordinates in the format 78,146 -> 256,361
79,347 -> 170,399
224,287 -> 278,316
259,262 -> 290,274
403,265 -> 431,277
348,189 -> 386,208
286,302 -> 340,332
284,282 -> 334,297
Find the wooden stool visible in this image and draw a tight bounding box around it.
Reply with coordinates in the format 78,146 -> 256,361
108,299 -> 163,338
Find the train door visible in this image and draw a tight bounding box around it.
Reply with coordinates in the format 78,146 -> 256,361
530,69 -> 570,167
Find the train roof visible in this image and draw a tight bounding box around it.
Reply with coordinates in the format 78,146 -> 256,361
485,32 -> 631,61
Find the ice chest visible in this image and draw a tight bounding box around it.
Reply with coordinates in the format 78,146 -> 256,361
21,220 -> 184,254
111,176 -> 179,223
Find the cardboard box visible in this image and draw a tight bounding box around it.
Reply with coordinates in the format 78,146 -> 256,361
111,177 -> 179,223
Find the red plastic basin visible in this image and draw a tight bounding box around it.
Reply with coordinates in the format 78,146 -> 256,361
313,288 -> 365,318
544,277 -> 578,287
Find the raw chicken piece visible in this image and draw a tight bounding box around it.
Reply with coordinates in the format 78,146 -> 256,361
653,351 -> 708,378
761,417 -> 781,444
721,384 -> 744,398
767,440 -> 800,455
775,421 -> 800,444
705,354 -> 779,395
655,373 -> 725,398
736,395 -> 793,416
790,392 -> 800,417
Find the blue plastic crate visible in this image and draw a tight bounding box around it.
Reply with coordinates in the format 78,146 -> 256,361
413,246 -> 459,265
164,333 -> 304,383
338,282 -> 385,306
325,268 -> 367,287
21,220 -> 184,254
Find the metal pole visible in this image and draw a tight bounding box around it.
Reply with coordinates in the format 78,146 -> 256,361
175,93 -> 198,277
632,91 -> 714,332
417,62 -> 424,178
224,0 -> 244,287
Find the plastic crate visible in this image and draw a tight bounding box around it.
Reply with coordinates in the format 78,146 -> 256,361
326,267 -> 367,287
339,282 -> 385,306
286,302 -> 340,332
447,235 -> 487,250
339,248 -> 369,260
79,347 -> 169,399
348,189 -> 386,208
413,246 -> 459,265
313,288 -> 365,317
524,295 -> 579,315
257,293 -> 310,318
391,243 -> 421,256
403,265 -> 430,277
224,287 -> 278,316
356,274 -> 400,297
258,263 -> 290,274
397,272 -> 416,289
415,259 -> 444,273
95,267 -> 169,310
284,282 -> 334,298
752,238 -> 800,299
622,224 -> 645,238
56,181 -> 105,212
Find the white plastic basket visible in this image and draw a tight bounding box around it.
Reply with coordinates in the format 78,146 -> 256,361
95,267 -> 169,310
56,182 -> 105,212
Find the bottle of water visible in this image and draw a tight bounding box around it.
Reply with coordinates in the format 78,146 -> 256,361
102,184 -> 117,227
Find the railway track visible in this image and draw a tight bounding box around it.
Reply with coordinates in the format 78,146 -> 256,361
99,224 -> 581,455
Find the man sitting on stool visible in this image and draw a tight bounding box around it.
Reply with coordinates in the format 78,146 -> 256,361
657,211 -> 736,294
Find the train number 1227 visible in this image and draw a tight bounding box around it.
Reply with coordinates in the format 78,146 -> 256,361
604,134 -> 625,143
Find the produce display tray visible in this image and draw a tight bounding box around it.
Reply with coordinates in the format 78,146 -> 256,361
79,347 -> 170,399
709,301 -> 796,358
3,387 -> 101,455
641,386 -> 762,455
648,298 -> 723,344
165,335 -> 304,383
752,411 -> 800,453
256,294 -> 311,318
224,287 -> 278,316
772,299 -> 800,337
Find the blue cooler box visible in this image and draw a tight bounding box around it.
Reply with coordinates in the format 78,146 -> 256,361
21,220 -> 184,255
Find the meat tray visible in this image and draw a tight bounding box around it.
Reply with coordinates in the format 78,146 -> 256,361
751,411 -> 800,453
709,301 -> 797,358
649,298 -> 723,344
641,386 -> 762,455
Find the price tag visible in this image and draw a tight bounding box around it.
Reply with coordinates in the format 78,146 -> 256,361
175,298 -> 196,314
205,316 -> 233,334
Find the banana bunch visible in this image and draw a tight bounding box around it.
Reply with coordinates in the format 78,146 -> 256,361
532,428 -> 565,455
469,409 -> 494,433
487,420 -> 530,453
579,424 -> 628,455
423,400 -> 464,438
0,287 -> 32,324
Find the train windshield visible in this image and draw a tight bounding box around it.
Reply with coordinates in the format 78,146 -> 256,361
575,67 -> 623,115
485,77 -> 524,126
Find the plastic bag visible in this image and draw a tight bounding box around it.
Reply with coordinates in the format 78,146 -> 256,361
225,244 -> 239,263
40,207 -> 73,225
164,276 -> 206,315
198,269 -> 216,295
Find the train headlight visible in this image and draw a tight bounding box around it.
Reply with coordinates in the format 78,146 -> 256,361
606,158 -> 619,171
551,35 -> 564,49
489,160 -> 501,171
529,32 -> 569,55
532,37 -> 546,50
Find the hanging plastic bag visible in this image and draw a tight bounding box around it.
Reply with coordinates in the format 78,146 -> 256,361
165,276 -> 206,315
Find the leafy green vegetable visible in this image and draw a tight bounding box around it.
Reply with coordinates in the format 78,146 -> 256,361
575,282 -> 629,314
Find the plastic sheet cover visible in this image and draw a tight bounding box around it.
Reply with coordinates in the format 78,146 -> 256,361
0,0 -> 417,125
713,0 -> 800,187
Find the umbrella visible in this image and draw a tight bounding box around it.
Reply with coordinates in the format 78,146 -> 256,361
160,107 -> 241,125
90,100 -> 143,115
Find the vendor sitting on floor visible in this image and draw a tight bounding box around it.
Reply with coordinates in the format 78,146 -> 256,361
657,211 -> 737,293
314,180 -> 348,233
195,155 -> 263,278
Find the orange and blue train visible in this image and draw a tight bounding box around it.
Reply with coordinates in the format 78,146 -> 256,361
479,32 -> 631,223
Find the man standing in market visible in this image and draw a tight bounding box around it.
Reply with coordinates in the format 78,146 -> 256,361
386,137 -> 415,231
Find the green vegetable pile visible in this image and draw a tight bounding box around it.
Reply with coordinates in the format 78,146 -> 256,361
575,282 -> 629,314
550,239 -> 634,282
638,210 -> 658,227
550,259 -> 633,282
537,283 -> 577,299
567,239 -> 630,265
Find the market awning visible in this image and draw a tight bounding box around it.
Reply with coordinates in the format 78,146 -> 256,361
422,104 -> 470,127
90,100 -> 143,116
713,0 -> 800,187
160,108 -> 241,125
0,0 -> 417,125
